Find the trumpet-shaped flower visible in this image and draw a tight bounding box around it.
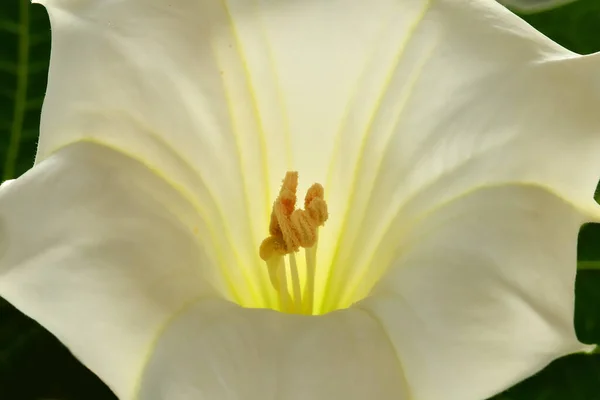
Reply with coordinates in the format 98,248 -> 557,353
0,0 -> 599,399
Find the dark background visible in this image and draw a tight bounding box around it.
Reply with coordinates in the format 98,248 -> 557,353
0,1 -> 599,399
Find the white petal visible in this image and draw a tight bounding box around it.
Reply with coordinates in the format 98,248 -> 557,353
0,143 -> 222,399
36,0 -> 600,312
137,301 -> 408,400
38,0 -> 447,306
46,0 -> 571,308
36,0 -> 430,191
359,184 -> 595,400
0,142 -> 409,398
319,1 -> 600,312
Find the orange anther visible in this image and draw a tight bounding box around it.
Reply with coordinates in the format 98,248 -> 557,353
260,172 -> 329,260
304,183 -> 324,208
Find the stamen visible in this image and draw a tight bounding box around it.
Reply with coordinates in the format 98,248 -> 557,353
288,252 -> 302,312
303,243 -> 317,315
276,258 -> 292,313
270,172 -> 301,253
259,171 -> 328,314
264,255 -> 293,313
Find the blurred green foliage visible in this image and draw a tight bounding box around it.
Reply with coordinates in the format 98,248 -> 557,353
0,0 -> 599,399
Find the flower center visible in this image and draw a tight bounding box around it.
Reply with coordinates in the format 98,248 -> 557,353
259,172 -> 328,314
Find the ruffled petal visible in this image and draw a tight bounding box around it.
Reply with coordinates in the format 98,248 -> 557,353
359,184 -> 595,400
319,1 -> 600,312
0,143 -> 222,399
36,0 -> 460,307
0,142 -> 409,398
38,0 -> 600,311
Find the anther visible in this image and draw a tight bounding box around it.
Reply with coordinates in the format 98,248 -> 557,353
259,171 -> 329,314
259,236 -> 286,263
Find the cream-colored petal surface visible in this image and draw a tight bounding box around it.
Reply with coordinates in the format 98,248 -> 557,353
36,0 -> 440,307
37,0 -> 279,307
0,143 -> 222,399
137,301 -> 408,400
36,0 -> 600,313
0,142 -> 409,399
319,1 -> 600,312
359,184 -> 595,400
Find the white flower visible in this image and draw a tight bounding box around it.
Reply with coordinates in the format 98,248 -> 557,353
0,0 -> 598,399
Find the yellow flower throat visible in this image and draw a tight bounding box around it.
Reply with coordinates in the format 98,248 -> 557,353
259,172 -> 328,315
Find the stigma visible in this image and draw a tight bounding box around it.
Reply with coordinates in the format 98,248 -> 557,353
259,172 -> 328,314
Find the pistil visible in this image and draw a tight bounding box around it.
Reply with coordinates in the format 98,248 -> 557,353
259,172 -> 328,314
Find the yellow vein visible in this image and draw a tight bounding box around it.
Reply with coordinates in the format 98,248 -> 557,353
47,137 -> 246,306
220,0 -> 274,304
324,8 -> 400,193
335,45 -> 436,309
256,11 -> 293,307
256,8 -> 293,176
320,0 -> 432,314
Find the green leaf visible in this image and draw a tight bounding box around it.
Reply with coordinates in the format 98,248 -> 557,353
578,261 -> 600,270
0,0 -> 50,181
